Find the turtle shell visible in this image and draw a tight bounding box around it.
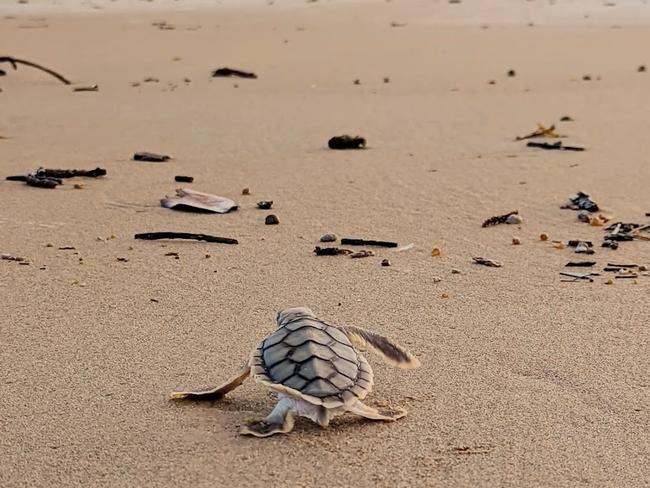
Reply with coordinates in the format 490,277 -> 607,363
249,317 -> 373,408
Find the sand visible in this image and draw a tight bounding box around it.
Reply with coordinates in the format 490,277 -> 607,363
1,1 -> 649,487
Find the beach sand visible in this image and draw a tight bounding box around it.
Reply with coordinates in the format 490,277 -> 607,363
1,1 -> 649,487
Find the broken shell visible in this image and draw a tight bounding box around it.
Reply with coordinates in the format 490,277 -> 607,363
553,241 -> 566,249
589,216 -> 604,226
512,237 -> 521,245
320,233 -> 337,243
161,188 -> 238,213
441,293 -> 449,299
265,214 -> 280,225
540,233 -> 549,241
451,268 -> 461,274
381,259 -> 391,266
506,214 -> 523,225
431,247 -> 441,257
639,265 -> 648,272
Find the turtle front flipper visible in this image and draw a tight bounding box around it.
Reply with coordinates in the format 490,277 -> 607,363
339,325 -> 420,369
239,398 -> 295,437
170,365 -> 250,401
348,400 -> 407,421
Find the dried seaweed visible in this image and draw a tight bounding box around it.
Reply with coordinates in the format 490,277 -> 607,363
212,67 -> 257,79
134,232 -> 238,244
481,210 -> 519,227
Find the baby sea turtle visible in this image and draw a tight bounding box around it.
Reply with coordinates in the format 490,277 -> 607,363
171,306 -> 420,437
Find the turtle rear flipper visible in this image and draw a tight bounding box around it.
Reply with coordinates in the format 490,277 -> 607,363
239,399 -> 295,437
170,365 -> 250,401
349,400 -> 407,421
339,325 -> 420,369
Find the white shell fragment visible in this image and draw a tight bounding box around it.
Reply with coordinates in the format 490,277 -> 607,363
161,188 -> 238,213
506,214 -> 523,225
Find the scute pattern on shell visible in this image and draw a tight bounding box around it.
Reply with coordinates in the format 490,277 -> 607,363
250,317 -> 374,408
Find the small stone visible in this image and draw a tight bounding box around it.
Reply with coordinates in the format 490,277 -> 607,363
381,259 -> 391,266
507,69 -> 516,77
265,214 -> 279,225
512,237 -> 521,245
540,233 -> 549,241
577,210 -> 590,223
431,247 -> 441,257
320,233 -> 337,243
639,265 -> 647,272
604,278 -> 614,285
45,243 -> 54,247
257,201 -> 273,209
383,77 -> 390,83
589,216 -> 605,226
242,188 -> 250,195
353,79 -> 361,85
506,214 -> 523,225
638,65 -> 646,73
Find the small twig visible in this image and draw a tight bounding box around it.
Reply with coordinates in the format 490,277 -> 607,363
134,232 -> 238,244
565,261 -> 596,267
341,238 -> 397,248
0,56 -> 71,85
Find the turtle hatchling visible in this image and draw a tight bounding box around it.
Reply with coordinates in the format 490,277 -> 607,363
171,306 -> 420,437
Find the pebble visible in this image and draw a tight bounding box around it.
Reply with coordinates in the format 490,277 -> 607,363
242,188 -> 250,195
540,233 -> 549,241
431,247 -> 441,257
265,214 -> 280,225
512,237 -> 521,245
320,233 -> 337,243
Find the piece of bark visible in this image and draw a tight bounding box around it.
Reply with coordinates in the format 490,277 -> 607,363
134,232 -> 238,244
211,67 -> 257,79
133,152 -> 170,162
174,175 -> 194,183
328,135 -> 366,150
313,247 -> 352,256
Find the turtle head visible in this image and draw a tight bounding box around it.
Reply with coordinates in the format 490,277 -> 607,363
276,307 -> 316,327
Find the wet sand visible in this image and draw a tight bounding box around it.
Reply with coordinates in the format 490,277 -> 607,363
1,1 -> 649,487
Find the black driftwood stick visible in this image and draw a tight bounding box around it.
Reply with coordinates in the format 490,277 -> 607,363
0,56 -> 71,85
134,232 -> 238,244
527,141 -> 585,151
341,238 -> 398,248
35,167 -> 106,178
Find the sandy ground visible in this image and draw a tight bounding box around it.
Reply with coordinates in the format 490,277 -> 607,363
1,1 -> 650,487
